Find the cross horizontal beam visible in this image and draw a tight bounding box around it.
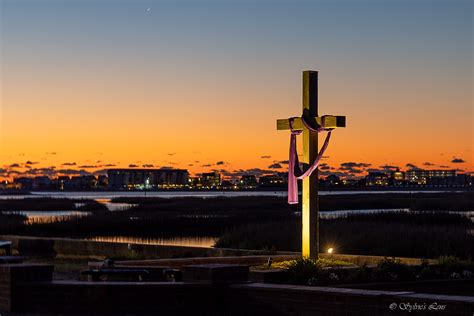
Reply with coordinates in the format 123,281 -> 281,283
276,115 -> 346,131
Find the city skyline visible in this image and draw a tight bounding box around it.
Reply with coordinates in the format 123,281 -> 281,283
0,155 -> 470,182
5,164 -> 471,191
1,0 -> 472,179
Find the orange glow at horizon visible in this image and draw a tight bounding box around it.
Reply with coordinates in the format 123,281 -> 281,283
1,72 -> 472,180
1,1 -> 472,180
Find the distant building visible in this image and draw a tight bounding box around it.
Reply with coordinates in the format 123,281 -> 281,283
14,177 -> 33,190
406,169 -> 456,185
366,171 -> 389,186
32,176 -> 53,190
426,174 -> 471,187
97,175 -> 108,188
239,175 -> 258,189
75,175 -> 97,190
325,174 -> 341,186
389,169 -> 406,186
0,180 -> 19,190
259,175 -> 285,187
220,180 -> 235,190
199,172 -> 221,189
391,169 -> 405,181
57,176 -> 70,190
275,172 -> 289,184
107,168 -> 189,190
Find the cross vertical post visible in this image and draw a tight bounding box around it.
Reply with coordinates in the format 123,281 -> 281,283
302,70 -> 319,258
276,70 -> 345,259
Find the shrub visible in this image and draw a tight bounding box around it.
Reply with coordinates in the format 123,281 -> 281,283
285,258 -> 352,285
438,256 -> 474,277
372,257 -> 415,282
286,258 -> 323,285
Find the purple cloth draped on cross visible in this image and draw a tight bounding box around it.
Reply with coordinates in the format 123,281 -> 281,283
287,116 -> 333,204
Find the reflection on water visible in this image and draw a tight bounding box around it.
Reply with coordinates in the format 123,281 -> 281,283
0,190 -> 465,200
88,236 -> 217,248
292,208 -> 410,218
95,199 -> 137,211
320,208 -> 410,219
4,207 -> 472,225
1,210 -> 90,224
449,211 -> 474,223
291,208 -> 474,221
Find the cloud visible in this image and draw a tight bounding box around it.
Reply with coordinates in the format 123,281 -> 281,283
201,164 -> 212,167
319,163 -> 331,171
167,153 -> 176,156
320,171 -> 347,177
25,167 -> 57,177
78,165 -> 100,168
62,162 -> 77,166
46,152 -> 57,155
128,164 -> 139,168
211,169 -> 229,173
451,158 -> 466,163
219,168 -> 278,179
104,164 -> 116,167
5,170 -> 22,175
25,161 -> 39,165
439,165 -> 450,168
268,163 -> 282,169
9,164 -> 21,168
379,165 -> 399,172
142,164 -> 154,168
92,169 -> 109,176
57,169 -> 91,176
406,163 -> 419,169
261,155 -> 271,159
216,161 -> 225,165
340,162 -> 371,168
423,162 -> 434,166
339,162 -> 371,174
279,160 -> 289,165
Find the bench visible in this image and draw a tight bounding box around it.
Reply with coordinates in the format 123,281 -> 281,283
0,256 -> 27,264
82,269 -> 150,282
0,241 -> 12,256
163,268 -> 183,282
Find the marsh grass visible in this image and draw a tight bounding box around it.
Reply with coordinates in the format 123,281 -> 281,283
0,198 -> 107,212
112,191 -> 474,212
216,212 -> 474,259
0,194 -> 472,259
272,258 -> 354,270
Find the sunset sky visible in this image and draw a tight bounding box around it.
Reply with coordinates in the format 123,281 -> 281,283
1,0 -> 472,180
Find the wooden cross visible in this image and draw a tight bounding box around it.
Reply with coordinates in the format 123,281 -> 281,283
277,70 -> 346,258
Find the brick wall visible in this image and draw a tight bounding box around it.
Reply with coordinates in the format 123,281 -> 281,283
1,264 -> 473,315
0,264 -> 53,313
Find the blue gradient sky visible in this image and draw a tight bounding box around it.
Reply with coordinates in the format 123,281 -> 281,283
1,0 -> 472,178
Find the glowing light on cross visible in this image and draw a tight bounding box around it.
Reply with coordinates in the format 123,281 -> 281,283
277,70 -> 346,258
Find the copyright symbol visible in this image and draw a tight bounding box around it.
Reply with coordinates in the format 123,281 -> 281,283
389,303 -> 397,310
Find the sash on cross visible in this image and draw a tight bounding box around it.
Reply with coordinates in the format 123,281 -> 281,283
287,116 -> 333,204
